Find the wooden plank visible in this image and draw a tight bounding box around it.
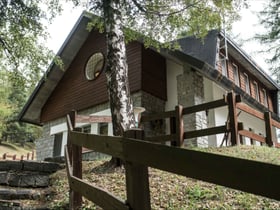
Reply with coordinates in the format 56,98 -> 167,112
124,130 -> 150,210
68,131 -> 124,159
182,98 -> 227,115
264,112 -> 274,146
236,103 -> 264,120
239,130 -> 266,143
145,134 -> 176,142
140,110 -> 175,122
227,92 -> 239,145
271,119 -> 280,129
122,137 -> 280,201
69,176 -> 129,210
175,105 -> 184,146
76,115 -> 112,123
184,125 -> 227,139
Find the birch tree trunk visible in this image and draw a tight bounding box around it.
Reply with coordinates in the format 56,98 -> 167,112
103,0 -> 136,136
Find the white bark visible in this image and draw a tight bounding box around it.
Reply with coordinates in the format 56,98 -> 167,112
103,0 -> 136,136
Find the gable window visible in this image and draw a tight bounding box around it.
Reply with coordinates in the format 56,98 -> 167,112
85,52 -> 105,80
262,89 -> 268,107
253,82 -> 260,102
244,73 -> 250,94
233,64 -> 240,86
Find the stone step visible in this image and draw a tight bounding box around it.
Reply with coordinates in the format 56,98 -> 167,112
0,186 -> 52,200
0,198 -> 50,210
0,161 -> 62,173
0,172 -> 49,188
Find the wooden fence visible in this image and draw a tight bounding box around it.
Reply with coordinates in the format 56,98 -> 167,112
65,92 -> 280,209
2,151 -> 34,161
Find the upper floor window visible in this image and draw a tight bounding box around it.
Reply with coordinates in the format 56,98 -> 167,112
244,73 -> 250,94
262,89 -> 268,107
253,82 -> 260,102
99,123 -> 108,135
233,64 -> 240,86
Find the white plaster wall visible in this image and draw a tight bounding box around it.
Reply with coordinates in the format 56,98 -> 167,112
165,59 -> 183,134
49,108 -> 113,157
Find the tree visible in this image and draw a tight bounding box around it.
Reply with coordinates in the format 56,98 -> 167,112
78,0 -> 243,137
257,0 -> 280,81
0,0 -> 61,144
0,0 -> 62,88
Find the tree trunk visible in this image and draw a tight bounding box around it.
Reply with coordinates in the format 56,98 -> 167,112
103,0 -> 136,137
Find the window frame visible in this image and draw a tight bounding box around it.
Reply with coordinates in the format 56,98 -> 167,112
262,88 -> 268,107
243,73 -> 250,94
232,63 -> 240,86
253,82 -> 260,102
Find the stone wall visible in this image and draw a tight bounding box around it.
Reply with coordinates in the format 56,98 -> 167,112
177,66 -> 208,147
36,91 -> 165,161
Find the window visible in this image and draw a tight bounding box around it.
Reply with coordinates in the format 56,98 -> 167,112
253,82 -> 260,102
85,52 -> 105,80
244,73 -> 250,94
262,89 -> 268,107
82,125 -> 91,134
233,64 -> 240,86
53,133 -> 63,157
99,123 -> 108,135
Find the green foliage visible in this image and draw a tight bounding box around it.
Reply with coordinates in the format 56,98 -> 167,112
78,0 -> 244,47
257,0 -> 280,80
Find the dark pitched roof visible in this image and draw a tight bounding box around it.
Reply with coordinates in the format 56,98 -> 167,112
177,30 -> 279,91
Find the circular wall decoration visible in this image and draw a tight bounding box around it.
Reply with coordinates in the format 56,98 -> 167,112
85,52 -> 105,80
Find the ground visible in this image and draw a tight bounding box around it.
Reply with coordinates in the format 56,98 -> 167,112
47,145 -> 280,210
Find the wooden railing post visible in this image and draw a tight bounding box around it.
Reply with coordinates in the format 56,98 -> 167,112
67,110 -> 82,210
171,105 -> 184,147
124,129 -> 151,210
264,111 -> 274,147
227,92 -> 239,146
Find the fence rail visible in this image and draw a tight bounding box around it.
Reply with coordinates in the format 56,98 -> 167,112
65,92 -> 280,209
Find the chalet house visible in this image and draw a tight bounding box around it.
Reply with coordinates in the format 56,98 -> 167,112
19,12 -> 280,161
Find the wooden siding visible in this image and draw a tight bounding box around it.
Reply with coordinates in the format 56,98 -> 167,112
218,53 -> 276,112
41,31 -> 142,123
142,46 -> 167,100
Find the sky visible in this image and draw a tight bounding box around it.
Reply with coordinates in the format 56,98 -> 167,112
46,1 -> 271,73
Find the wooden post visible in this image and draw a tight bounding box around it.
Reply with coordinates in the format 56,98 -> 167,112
124,129 -> 151,210
13,155 -> 16,160
3,153 -> 6,160
227,92 -> 239,146
264,112 -> 274,147
31,151 -> 34,160
172,105 -> 184,147
67,110 -> 82,210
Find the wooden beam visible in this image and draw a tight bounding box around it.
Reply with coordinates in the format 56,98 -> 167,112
239,130 -> 266,143
264,112 -> 274,147
182,98 -> 227,115
227,92 -> 239,145
236,103 -> 264,120
76,115 -> 112,123
121,138 -> 280,201
68,131 -> 125,159
124,129 -> 151,210
69,176 -> 129,210
175,105 -> 184,146
271,118 -> 280,129
145,134 -> 177,143
184,125 -> 227,139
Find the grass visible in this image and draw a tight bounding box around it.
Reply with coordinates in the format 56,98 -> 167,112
47,145 -> 280,210
0,141 -> 35,159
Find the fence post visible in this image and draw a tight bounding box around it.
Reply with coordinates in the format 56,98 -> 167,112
3,153 -> 6,160
171,105 -> 184,147
124,129 -> 151,210
264,111 -> 274,147
68,110 -> 83,210
227,92 -> 239,146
